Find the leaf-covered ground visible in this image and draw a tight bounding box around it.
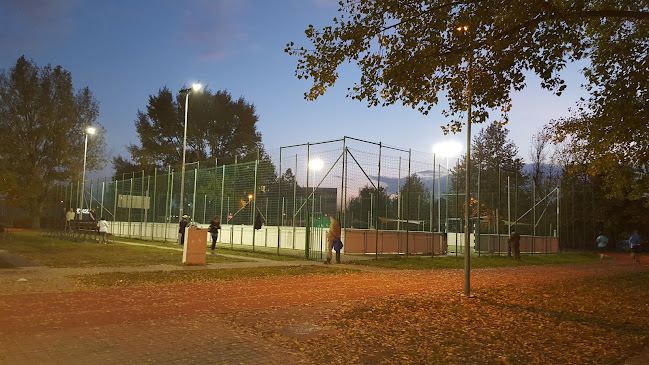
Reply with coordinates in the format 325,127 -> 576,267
224,271 -> 649,364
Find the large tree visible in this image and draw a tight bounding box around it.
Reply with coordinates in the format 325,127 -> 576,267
286,1 -> 649,194
115,86 -> 264,174
452,124 -> 525,229
287,1 -> 647,128
0,56 -> 106,228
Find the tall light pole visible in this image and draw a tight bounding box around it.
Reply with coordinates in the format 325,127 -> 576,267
80,126 -> 96,220
456,24 -> 473,297
178,83 -> 202,232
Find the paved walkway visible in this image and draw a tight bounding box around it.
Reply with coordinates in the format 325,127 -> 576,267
1,247 -> 647,364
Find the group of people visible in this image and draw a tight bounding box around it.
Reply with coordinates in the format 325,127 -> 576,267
178,213 -> 265,252
178,214 -> 223,253
63,207 -> 109,243
509,229 -> 642,262
596,230 -> 642,263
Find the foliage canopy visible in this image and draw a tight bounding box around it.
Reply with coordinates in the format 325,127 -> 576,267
286,0 -> 648,134
0,56 -> 106,228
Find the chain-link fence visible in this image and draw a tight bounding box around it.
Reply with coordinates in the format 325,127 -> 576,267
50,136 -> 562,257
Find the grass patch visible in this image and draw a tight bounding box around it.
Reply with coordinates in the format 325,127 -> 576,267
0,231 -> 248,268
113,237 -> 305,261
348,252 -> 602,270
76,265 -> 358,287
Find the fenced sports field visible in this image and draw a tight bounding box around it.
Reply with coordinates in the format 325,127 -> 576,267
47,136 -> 578,258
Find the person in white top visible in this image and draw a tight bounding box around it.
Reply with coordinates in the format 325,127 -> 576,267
97,217 -> 109,244
65,208 -> 75,232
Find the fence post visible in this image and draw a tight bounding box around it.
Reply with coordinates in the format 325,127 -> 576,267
252,149 -> 259,250
152,168 -> 157,240
192,162 -> 199,221
140,170 -> 144,239
292,154 -> 297,250
406,149 -> 411,257
128,175 -> 133,238
375,142 -> 381,258
277,147 -> 282,254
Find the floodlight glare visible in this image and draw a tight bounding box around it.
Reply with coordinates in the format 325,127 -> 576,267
192,83 -> 202,92
86,126 -> 96,135
309,158 -> 324,171
432,141 -> 463,157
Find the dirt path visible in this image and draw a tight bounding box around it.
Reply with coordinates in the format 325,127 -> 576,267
0,253 -> 647,364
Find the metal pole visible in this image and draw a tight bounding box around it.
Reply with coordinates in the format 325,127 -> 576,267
532,180 -> 536,254
463,51 -> 473,297
113,178 -> 119,236
507,176 -> 511,256
100,179 -> 105,219
152,169 -> 157,240
406,149 -> 411,257
557,186 -> 560,252
398,156 -> 402,231
277,148 -> 282,254
432,153 -> 435,233
164,167 -> 171,242
140,170 -> 144,239
252,149 -> 259,250
128,176 -> 133,238
220,163 -> 225,225
292,153 -> 297,250
179,91 -> 189,228
375,142 -> 381,258
438,163 -> 441,232
192,161 -> 199,221
80,132 -> 89,220
445,157 -> 449,233
477,156 -> 480,257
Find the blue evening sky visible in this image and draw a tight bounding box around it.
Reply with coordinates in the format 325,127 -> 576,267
0,0 -> 588,178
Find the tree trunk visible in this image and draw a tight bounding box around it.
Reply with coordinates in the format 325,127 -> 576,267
31,214 -> 41,230
29,199 -> 43,230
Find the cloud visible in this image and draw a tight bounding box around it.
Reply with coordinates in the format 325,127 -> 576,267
180,0 -> 250,63
0,0 -> 76,49
2,0 -> 76,27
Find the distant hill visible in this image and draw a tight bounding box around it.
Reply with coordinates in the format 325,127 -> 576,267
370,163 -> 557,195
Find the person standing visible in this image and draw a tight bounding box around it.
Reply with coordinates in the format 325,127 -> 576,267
65,208 -> 75,232
596,232 -> 608,262
97,217 -> 109,244
208,216 -> 221,254
325,216 -> 341,264
508,230 -> 521,261
254,212 -> 262,230
629,230 -> 641,264
179,215 -> 189,245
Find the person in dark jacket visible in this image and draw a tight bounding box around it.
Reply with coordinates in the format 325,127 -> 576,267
208,216 -> 221,254
178,215 -> 189,245
254,213 -> 262,230
508,230 -> 521,261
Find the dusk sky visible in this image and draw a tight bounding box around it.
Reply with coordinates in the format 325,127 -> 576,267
1,0 -> 589,178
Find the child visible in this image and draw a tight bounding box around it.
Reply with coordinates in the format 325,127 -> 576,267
333,237 -> 343,264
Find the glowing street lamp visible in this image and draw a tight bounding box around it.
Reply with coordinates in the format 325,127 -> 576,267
80,126 -> 96,220
178,83 -> 202,235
